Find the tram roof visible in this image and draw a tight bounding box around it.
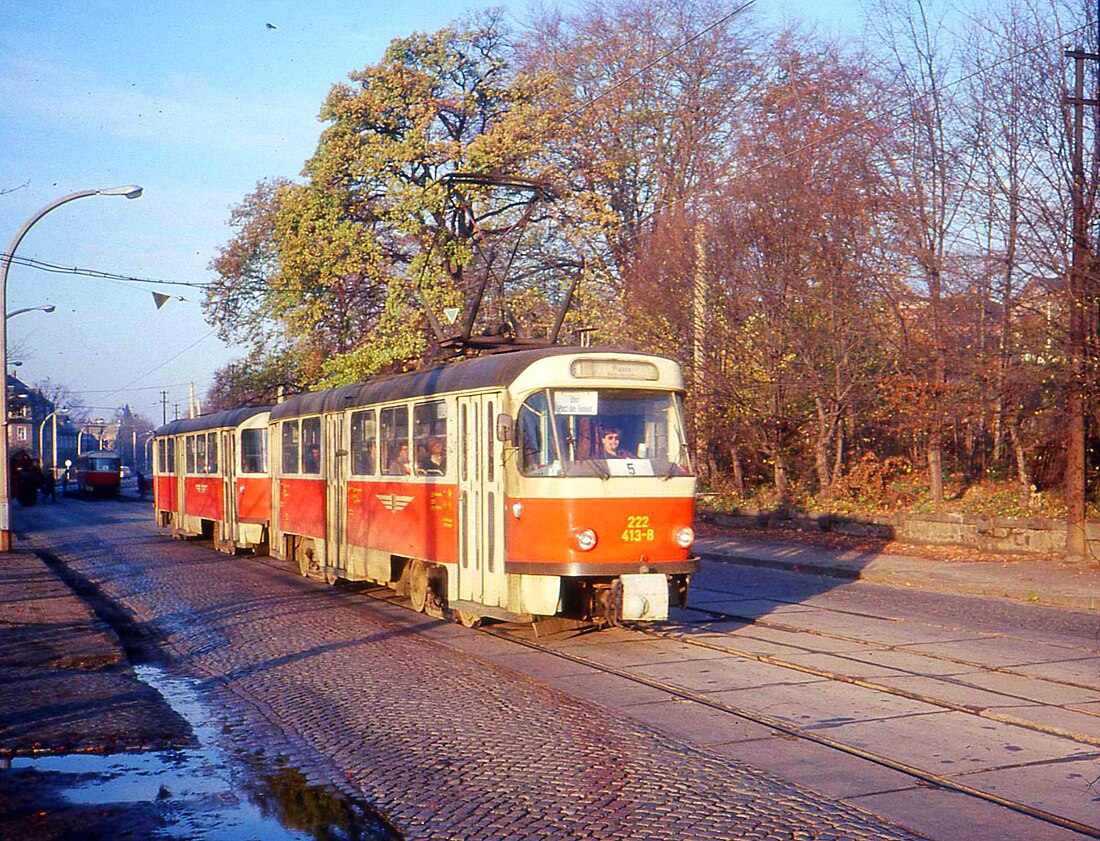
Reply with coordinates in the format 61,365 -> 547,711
269,346 -> 667,421
155,406 -> 270,437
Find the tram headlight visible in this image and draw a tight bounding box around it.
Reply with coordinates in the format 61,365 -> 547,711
574,528 -> 598,551
675,526 -> 695,548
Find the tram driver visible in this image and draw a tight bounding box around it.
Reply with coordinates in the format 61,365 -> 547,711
599,426 -> 633,459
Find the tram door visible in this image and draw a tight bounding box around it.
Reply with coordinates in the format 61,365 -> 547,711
221,430 -> 236,543
325,414 -> 347,574
457,393 -> 505,607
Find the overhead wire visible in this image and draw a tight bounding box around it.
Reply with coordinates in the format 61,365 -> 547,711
0,252 -> 210,291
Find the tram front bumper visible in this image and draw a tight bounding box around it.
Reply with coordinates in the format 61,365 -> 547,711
619,573 -> 670,621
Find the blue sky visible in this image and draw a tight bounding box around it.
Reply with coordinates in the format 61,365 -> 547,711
0,0 -> 862,425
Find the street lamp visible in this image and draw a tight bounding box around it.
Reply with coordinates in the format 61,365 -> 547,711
0,185 -> 143,550
38,408 -> 68,481
6,304 -> 56,320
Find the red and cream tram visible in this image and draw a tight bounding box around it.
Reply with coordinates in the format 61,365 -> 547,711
154,407 -> 271,554
74,450 -> 122,497
154,348 -> 698,624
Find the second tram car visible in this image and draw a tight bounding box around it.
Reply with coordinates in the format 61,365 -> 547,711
154,407 -> 271,553
154,348 -> 698,624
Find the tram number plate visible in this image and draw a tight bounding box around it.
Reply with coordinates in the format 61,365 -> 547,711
622,515 -> 654,543
607,459 -> 654,477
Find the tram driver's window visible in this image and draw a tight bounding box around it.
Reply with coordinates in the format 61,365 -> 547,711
158,441 -> 166,474
282,421 -> 299,474
351,410 -> 376,476
206,433 -> 218,473
381,406 -> 409,476
302,417 -> 321,474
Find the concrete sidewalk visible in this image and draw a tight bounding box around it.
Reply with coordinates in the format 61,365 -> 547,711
695,533 -> 1100,612
0,546 -> 190,758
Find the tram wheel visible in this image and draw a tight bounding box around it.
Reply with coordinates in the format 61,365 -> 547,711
408,560 -> 428,612
324,567 -> 340,586
454,610 -> 482,628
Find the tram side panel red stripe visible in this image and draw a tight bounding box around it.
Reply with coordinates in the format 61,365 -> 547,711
237,476 -> 271,523
154,475 -> 177,511
347,481 -> 458,565
184,476 -> 223,520
279,478 -> 326,538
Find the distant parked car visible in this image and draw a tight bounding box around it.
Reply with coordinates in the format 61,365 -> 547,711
120,465 -> 132,480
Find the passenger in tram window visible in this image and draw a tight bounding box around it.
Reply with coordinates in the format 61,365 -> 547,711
363,441 -> 376,475
388,442 -> 410,476
599,427 -> 633,459
418,438 -> 446,475
303,443 -> 321,474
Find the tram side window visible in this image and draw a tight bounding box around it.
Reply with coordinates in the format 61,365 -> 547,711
240,429 -> 266,474
380,406 -> 409,476
195,434 -> 207,474
302,417 -> 321,474
186,436 -> 196,474
167,438 -> 175,473
282,421 -> 299,474
413,401 -> 447,476
350,410 -> 376,476
157,440 -> 166,474
206,432 -> 218,473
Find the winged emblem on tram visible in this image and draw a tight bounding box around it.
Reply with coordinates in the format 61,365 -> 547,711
376,493 -> 415,512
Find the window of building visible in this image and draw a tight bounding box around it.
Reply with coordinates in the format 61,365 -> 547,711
350,410 -> 376,476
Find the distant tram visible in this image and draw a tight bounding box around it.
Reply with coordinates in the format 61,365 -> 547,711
153,347 -> 698,625
74,450 -> 122,497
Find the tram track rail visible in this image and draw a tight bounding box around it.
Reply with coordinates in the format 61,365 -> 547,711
470,617 -> 1100,840
654,605 -> 1100,744
173,534 -> 1100,838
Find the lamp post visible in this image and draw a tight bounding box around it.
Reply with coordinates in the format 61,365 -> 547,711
37,408 -> 68,481
0,185 -> 142,550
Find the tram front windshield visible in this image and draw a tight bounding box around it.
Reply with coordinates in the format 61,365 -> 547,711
517,389 -> 692,478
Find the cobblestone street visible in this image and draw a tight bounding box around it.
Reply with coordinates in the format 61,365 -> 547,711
11,500 -> 933,840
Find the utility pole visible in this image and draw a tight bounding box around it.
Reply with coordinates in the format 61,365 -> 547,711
693,221 -> 708,481
1064,46 -> 1099,562
160,390 -> 168,426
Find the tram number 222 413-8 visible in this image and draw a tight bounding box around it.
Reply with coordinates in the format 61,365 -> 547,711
622,515 -> 655,543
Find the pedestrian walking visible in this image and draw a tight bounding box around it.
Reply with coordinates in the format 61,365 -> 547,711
41,468 -> 56,503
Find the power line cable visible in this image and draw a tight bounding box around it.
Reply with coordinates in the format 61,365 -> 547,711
94,328 -> 218,404
0,252 -> 211,290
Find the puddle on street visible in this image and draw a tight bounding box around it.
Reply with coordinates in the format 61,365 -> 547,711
5,664 -> 400,840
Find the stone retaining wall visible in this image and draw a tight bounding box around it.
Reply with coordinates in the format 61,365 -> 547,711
701,507 -> 1100,558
